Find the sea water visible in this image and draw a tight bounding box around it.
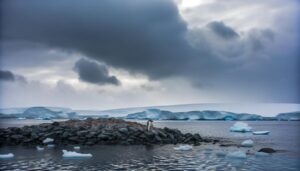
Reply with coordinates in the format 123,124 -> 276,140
0,120 -> 299,170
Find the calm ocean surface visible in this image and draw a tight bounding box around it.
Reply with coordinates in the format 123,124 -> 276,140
0,120 -> 299,170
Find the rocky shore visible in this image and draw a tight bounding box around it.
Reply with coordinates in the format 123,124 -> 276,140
0,118 -> 217,146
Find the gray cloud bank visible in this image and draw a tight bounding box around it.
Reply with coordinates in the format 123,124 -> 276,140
0,70 -> 26,82
0,70 -> 15,81
1,0 -> 299,103
74,58 -> 120,86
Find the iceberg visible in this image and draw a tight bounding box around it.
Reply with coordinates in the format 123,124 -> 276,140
36,146 -> 45,151
174,145 -> 193,151
43,138 -> 54,144
227,151 -> 247,159
230,122 -> 252,132
62,150 -> 92,158
74,146 -> 80,150
241,140 -> 254,147
0,153 -> 14,159
47,144 -> 55,148
253,131 -> 270,135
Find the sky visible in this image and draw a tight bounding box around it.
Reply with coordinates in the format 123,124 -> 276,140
0,0 -> 299,110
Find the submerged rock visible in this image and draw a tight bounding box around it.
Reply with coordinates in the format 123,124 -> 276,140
0,118 -> 211,146
258,148 -> 276,153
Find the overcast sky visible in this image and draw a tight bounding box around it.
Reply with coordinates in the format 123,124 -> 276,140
0,0 -> 299,110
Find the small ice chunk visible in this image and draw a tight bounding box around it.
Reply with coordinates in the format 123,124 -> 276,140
253,131 -> 270,135
62,150 -> 92,158
47,144 -> 55,148
174,145 -> 193,151
36,146 -> 44,151
241,139 -> 254,147
43,138 -> 54,144
255,152 -> 270,156
0,153 -> 14,159
227,151 -> 247,159
230,122 -> 252,132
74,146 -> 80,150
204,148 -> 213,154
215,150 -> 227,157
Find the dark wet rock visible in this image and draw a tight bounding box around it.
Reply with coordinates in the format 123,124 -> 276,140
258,148 -> 276,153
0,118 -> 217,146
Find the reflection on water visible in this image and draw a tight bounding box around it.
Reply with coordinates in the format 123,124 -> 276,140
0,120 -> 300,170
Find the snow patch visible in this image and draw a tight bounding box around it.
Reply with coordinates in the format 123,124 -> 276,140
43,138 -> 54,144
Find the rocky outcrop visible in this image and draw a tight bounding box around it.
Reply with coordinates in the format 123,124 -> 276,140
0,118 -> 212,146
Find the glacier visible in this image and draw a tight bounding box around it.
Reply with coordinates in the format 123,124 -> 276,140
276,111 -> 300,121
0,104 -> 299,121
126,109 -> 264,121
0,106 -> 108,120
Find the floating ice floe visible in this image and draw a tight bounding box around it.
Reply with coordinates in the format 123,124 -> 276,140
227,151 -> 247,159
253,131 -> 270,135
43,138 -> 54,144
47,144 -> 55,148
174,145 -> 193,151
230,122 -> 252,132
255,152 -> 270,156
241,139 -> 254,147
204,148 -> 213,154
62,150 -> 92,158
36,146 -> 44,151
215,150 -> 227,157
0,153 -> 14,159
74,146 -> 80,150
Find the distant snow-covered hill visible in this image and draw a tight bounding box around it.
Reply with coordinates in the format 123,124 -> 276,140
0,104 -> 299,121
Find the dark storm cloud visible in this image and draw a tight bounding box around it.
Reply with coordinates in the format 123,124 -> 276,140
207,21 -> 239,39
74,58 -> 120,86
0,70 -> 15,81
0,0 -> 299,103
1,0 -> 192,79
0,70 -> 26,82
